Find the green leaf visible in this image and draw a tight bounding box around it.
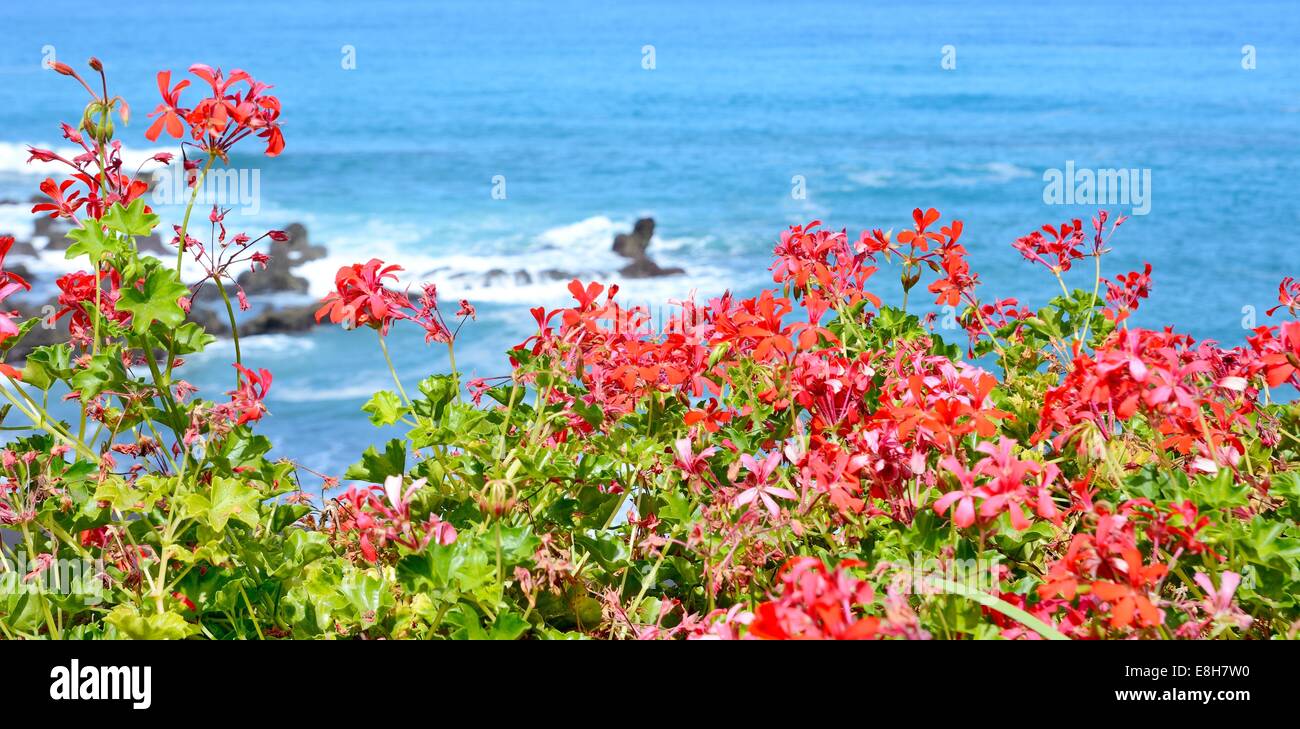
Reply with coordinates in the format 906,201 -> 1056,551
415,374 -> 457,422
65,222 -> 124,261
106,606 -> 196,640
283,529 -> 331,565
154,320 -> 216,356
103,198 -> 160,237
20,344 -> 72,390
362,390 -> 409,427
345,439 -> 407,482
183,476 -> 263,532
488,611 -> 530,640
927,578 -> 1068,641
69,348 -> 128,403
340,570 -> 392,622
116,259 -> 189,334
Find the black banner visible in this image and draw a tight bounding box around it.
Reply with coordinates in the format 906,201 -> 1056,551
0,639 -> 1288,717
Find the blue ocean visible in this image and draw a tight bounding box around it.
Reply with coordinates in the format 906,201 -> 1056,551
1,0 -> 1297,475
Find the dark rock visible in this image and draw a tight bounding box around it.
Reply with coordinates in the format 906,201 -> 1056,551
185,304 -> 231,337
36,216 -> 72,250
137,232 -> 168,255
239,304 -> 320,337
235,222 -> 324,295
7,264 -> 33,283
619,258 -> 685,279
6,239 -> 39,257
609,217 -> 683,278
612,217 -> 656,259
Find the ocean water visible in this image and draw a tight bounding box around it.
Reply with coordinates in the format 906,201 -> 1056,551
0,0 -> 1297,475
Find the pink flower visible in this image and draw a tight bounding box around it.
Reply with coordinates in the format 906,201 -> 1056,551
736,451 -> 797,517
1193,571 -> 1253,631
933,455 -> 983,528
672,437 -> 717,478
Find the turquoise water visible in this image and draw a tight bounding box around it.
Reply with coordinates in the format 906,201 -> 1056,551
1,0 -> 1298,474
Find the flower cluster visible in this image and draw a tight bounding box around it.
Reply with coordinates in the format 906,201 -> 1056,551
2,57 -> 1295,641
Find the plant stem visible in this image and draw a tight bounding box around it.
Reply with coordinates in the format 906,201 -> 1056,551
212,276 -> 242,376
176,155 -> 216,272
377,331 -> 410,406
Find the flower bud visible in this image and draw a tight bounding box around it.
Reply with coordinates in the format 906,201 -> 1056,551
81,100 -> 115,143
476,479 -> 517,520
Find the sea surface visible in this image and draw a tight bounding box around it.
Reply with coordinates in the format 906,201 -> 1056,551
0,0 -> 1297,475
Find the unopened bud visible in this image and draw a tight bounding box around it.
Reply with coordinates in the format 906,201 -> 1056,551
476,479 -> 517,519
81,100 -> 115,143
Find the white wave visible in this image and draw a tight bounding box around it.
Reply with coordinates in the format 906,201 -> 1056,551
0,203 -> 35,239
848,162 -> 1034,190
848,170 -> 893,188
203,333 -> 317,357
982,162 -> 1035,181
285,214 -> 729,305
6,204 -> 741,315
535,215 -> 622,251
273,381 -> 383,403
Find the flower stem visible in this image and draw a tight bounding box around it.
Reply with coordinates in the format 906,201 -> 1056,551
176,155 -> 216,273
212,276 -> 242,378
377,331 -> 410,406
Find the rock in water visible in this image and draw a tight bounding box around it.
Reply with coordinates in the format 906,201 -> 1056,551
610,217 -> 684,279
236,222 -> 325,295
240,304 -> 321,336
612,218 -> 656,259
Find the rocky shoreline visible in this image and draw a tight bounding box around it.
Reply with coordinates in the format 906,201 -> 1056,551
2,210 -> 683,363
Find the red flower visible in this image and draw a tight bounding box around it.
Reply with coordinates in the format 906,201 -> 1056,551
1012,218 -> 1085,272
896,207 -> 943,251
55,268 -> 130,347
336,476 -> 457,564
30,178 -> 86,219
227,364 -> 272,426
145,64 -> 284,157
1266,276 -> 1300,318
144,70 -> 191,141
1090,548 -> 1167,630
933,455 -> 983,528
315,259 -> 412,335
1104,263 -> 1153,321
747,558 -> 879,640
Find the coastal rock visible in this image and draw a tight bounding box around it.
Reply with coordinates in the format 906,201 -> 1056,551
619,257 -> 684,278
4,238 -> 39,258
137,232 -> 169,255
239,304 -> 320,337
235,223 -> 324,295
185,303 -> 231,337
610,217 -> 684,279
35,215 -> 72,250
612,218 -> 656,259
7,263 -> 34,284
